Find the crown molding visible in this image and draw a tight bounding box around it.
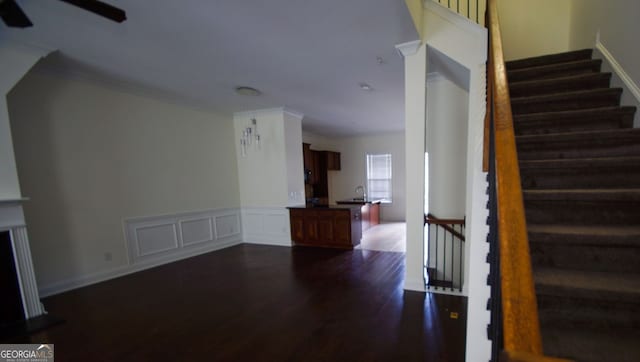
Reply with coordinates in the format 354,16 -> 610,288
282,107 -> 304,121
395,40 -> 422,58
233,107 -> 304,121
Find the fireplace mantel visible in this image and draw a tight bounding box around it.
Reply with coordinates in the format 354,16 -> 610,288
0,197 -> 45,318
0,198 -> 29,231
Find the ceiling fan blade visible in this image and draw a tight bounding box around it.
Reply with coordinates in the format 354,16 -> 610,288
0,0 -> 34,28
58,0 -> 126,23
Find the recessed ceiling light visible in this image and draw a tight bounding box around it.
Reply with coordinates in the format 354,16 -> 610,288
359,83 -> 373,91
235,86 -> 261,96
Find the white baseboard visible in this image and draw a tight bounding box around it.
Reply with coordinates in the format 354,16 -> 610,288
595,39 -> 640,106
404,277 -> 426,292
39,238 -> 241,298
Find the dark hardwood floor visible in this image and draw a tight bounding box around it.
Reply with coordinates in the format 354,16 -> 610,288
12,244 -> 467,361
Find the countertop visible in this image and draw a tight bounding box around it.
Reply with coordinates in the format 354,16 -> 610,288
288,204 -> 361,210
335,198 -> 383,205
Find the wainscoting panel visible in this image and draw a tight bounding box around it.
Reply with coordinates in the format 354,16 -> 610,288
125,208 -> 242,266
241,207 -> 292,246
215,213 -> 241,239
135,223 -> 178,257
180,217 -> 213,246
38,208 -> 242,297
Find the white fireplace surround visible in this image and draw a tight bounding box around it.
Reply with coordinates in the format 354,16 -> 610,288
0,199 -> 45,319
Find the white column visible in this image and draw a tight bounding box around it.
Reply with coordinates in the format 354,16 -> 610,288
397,40 -> 427,292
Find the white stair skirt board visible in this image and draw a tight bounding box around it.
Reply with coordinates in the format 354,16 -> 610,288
39,208 -> 243,297
595,36 -> 640,105
595,37 -> 640,126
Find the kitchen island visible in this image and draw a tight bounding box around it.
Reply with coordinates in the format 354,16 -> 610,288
288,204 -> 362,249
335,198 -> 381,232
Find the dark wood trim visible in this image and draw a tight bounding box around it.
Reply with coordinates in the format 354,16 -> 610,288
487,0 -> 544,356
425,214 -> 465,241
425,213 -> 465,225
501,350 -> 572,362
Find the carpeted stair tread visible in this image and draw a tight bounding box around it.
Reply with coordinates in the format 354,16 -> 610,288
528,224 -> 640,246
516,128 -> 640,160
523,188 -> 640,202
511,88 -> 622,114
524,189 -> 640,225
514,106 -> 636,135
534,268 -> 640,303
509,72 -> 612,98
506,49 -> 593,70
507,59 -> 602,83
508,48 -> 640,362
529,224 -> 640,273
520,156 -> 640,189
520,156 -> 640,170
541,326 -> 640,362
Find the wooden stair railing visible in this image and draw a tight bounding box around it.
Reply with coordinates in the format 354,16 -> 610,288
424,213 -> 466,292
485,0 -> 571,361
425,213 -> 465,241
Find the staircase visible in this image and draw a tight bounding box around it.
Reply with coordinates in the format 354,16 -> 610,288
507,49 -> 640,362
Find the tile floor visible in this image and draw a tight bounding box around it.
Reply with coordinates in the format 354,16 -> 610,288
357,222 -> 406,252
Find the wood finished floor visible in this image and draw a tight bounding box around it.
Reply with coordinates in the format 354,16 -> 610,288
18,244 -> 466,361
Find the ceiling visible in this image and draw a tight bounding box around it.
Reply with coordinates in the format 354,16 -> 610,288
2,0 -> 418,136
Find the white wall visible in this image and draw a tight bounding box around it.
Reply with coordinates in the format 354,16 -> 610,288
570,0 -> 640,84
569,0 -> 640,125
0,40 -> 49,199
426,75 -> 468,218
498,0 -> 572,61
331,132 -> 406,221
234,108 -> 304,247
234,108 -> 304,208
8,69 -> 241,289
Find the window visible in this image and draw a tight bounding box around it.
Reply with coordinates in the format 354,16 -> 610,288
366,154 -> 392,203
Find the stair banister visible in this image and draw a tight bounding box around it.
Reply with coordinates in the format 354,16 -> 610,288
486,0 -> 545,357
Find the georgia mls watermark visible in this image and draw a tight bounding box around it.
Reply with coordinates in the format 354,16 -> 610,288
0,344 -> 54,362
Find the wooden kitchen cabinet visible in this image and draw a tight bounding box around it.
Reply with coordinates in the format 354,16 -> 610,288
288,207 -> 362,249
302,144 -> 341,201
334,200 -> 381,232
325,151 -> 341,170
302,143 -> 315,185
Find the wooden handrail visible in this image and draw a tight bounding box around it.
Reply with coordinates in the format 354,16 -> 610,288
425,213 -> 465,241
487,0 -> 548,357
425,213 -> 465,225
